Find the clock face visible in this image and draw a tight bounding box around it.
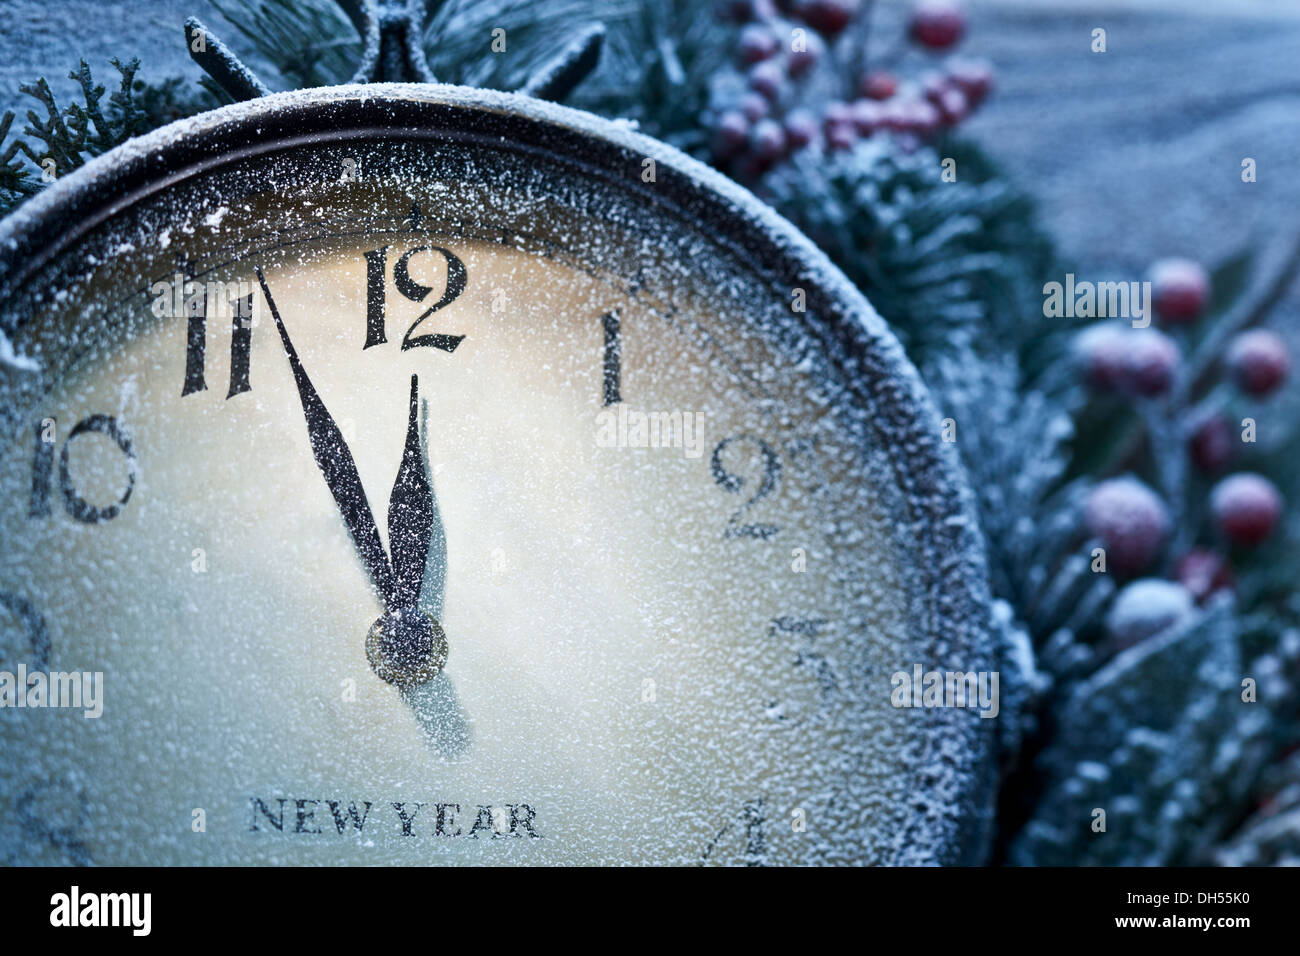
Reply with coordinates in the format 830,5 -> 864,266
0,87 -> 993,865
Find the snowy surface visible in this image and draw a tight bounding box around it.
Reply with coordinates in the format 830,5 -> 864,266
4,0 -> 1298,295
668,1 -> 1293,310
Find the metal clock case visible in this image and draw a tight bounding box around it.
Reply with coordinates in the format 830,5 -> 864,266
0,79 -> 997,864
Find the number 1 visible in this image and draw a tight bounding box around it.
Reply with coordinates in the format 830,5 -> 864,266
602,310 -> 621,406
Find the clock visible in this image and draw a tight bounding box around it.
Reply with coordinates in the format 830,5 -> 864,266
0,14 -> 996,866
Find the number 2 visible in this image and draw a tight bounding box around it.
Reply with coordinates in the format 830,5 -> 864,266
710,435 -> 782,539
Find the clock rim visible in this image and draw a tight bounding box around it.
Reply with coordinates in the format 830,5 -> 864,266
0,82 -> 998,863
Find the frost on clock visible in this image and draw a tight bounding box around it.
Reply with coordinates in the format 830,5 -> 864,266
0,84 -> 1001,865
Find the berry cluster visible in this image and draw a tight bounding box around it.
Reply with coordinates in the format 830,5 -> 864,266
1075,258 -> 1290,405
1075,258 -> 1290,626
709,0 -> 991,180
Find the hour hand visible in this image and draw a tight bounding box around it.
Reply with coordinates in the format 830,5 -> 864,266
256,267 -> 396,603
387,374 -> 435,612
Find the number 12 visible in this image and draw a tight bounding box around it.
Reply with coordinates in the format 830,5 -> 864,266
364,245 -> 467,352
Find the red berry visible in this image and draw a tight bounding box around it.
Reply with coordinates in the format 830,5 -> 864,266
1085,477 -> 1171,574
919,70 -> 949,103
909,0 -> 966,51
750,118 -> 788,162
1106,579 -> 1195,647
900,97 -> 942,137
849,99 -> 884,135
1149,258 -> 1210,324
796,0 -> 858,36
946,57 -> 993,106
788,32 -> 825,77
739,91 -> 770,122
1122,328 -> 1180,396
1212,473 -> 1283,546
859,71 -> 898,100
824,102 -> 856,140
1188,412 -> 1234,474
933,85 -> 969,125
823,101 -> 852,124
1174,549 -> 1234,602
712,110 -> 751,159
1074,323 -> 1130,391
1227,329 -> 1290,397
748,60 -> 786,99
783,109 -> 818,148
738,25 -> 780,64
825,119 -> 857,151
879,98 -> 911,132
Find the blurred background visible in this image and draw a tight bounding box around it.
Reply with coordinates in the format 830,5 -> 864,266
6,0 -> 1300,286
3,0 -> 1299,864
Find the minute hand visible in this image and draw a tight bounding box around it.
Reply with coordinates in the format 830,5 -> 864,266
257,267 -> 397,604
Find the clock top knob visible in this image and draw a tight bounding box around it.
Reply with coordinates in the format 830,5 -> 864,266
184,0 -> 604,102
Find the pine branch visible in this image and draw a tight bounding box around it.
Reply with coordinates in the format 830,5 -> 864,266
569,0 -> 725,151
209,0 -> 358,88
761,138 -> 1061,370
0,112 -> 44,206
1,60 -> 218,218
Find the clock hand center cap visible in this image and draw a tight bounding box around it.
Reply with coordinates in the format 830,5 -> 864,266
365,609 -> 448,688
